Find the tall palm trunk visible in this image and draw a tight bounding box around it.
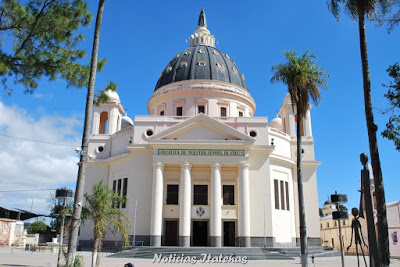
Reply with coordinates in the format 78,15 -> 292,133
357,8 -> 390,266
297,105 -> 308,267
66,0 -> 106,265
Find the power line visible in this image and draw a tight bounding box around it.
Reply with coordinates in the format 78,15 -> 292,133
0,133 -> 79,147
0,189 -> 58,193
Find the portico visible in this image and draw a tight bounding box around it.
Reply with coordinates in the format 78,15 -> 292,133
149,156 -> 251,247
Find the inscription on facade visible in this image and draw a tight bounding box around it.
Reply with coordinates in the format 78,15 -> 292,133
158,149 -> 244,156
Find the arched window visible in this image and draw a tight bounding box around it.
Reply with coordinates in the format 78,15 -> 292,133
99,112 -> 109,134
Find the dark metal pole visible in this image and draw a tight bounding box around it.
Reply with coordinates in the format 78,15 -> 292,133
360,153 -> 380,267
57,199 -> 66,267
331,191 -> 348,267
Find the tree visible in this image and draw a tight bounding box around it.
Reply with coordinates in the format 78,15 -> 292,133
271,50 -> 328,267
386,4 -> 400,32
82,181 -> 131,267
382,63 -> 400,151
0,0 -> 93,94
328,1 -> 391,265
66,0 -> 106,265
27,221 -> 48,234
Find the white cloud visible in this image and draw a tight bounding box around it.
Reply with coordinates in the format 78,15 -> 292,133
0,101 -> 81,215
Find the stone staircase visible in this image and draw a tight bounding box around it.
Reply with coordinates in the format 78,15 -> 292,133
109,246 -> 340,261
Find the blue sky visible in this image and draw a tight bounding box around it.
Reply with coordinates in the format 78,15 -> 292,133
0,0 -> 399,215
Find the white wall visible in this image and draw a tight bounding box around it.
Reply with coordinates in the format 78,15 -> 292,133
387,202 -> 400,258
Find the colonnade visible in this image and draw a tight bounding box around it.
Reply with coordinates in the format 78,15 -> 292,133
149,161 -> 250,247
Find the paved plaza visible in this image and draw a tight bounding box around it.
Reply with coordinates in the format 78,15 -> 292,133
0,247 -> 400,267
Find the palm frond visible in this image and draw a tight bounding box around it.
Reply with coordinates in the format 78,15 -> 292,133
328,0 -> 394,22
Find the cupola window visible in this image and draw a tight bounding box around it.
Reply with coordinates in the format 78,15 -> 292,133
225,54 -> 230,59
180,61 -> 188,67
220,107 -> 227,117
213,50 -> 219,55
166,66 -> 172,73
198,105 -> 205,114
216,62 -> 224,68
176,106 -> 183,116
184,50 -> 191,55
198,60 -> 206,66
199,49 -> 205,53
232,67 -> 238,73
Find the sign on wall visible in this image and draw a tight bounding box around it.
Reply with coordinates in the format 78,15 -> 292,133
158,149 -> 244,156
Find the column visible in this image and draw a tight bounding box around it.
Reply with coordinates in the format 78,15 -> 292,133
304,109 -> 313,137
239,162 -> 250,247
91,111 -> 100,134
150,162 -> 163,246
289,114 -> 296,136
108,108 -> 118,134
211,162 -> 222,247
179,162 -> 191,247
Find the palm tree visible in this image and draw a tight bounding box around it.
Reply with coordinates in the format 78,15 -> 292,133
271,50 -> 328,267
82,181 -> 131,267
328,1 -> 391,265
66,0 -> 106,265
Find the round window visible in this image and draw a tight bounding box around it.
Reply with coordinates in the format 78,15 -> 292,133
249,130 -> 257,137
97,146 -> 104,153
146,129 -> 154,137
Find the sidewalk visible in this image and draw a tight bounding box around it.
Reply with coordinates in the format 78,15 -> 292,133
0,247 -> 399,267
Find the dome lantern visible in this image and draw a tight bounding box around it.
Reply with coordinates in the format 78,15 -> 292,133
190,9 -> 215,47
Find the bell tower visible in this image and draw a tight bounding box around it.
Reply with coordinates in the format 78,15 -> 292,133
279,94 -> 313,137
91,90 -> 124,135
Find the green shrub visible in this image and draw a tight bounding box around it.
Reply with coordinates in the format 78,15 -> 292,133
27,221 -> 48,234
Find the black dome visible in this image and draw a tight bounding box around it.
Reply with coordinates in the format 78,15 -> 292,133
155,45 -> 248,91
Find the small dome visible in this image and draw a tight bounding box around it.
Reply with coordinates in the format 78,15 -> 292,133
270,117 -> 282,130
324,200 -> 332,205
104,89 -> 120,103
121,115 -> 133,129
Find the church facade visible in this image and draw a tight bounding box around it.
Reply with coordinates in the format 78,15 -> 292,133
79,10 -> 321,248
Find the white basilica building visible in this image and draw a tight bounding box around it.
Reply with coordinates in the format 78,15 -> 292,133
79,10 -> 321,248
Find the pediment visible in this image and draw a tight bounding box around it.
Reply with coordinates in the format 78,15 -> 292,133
148,114 -> 254,143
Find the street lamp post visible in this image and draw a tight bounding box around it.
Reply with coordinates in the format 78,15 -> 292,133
331,192 -> 348,267
56,187 -> 73,267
